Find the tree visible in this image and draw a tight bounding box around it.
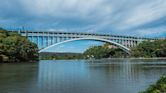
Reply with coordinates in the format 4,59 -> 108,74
83,43 -> 128,59
131,40 -> 166,58
0,29 -> 39,62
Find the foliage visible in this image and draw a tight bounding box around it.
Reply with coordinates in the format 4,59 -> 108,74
83,39 -> 166,59
140,75 -> 166,93
83,43 -> 128,59
131,40 -> 166,58
40,54 -> 83,60
0,29 -> 39,62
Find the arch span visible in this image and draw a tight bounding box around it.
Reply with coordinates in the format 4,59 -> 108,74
39,37 -> 130,53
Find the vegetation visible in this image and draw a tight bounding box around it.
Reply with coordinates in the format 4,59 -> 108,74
40,53 -> 83,60
131,40 -> 166,58
83,39 -> 166,59
140,75 -> 166,93
83,43 -> 128,59
0,28 -> 39,62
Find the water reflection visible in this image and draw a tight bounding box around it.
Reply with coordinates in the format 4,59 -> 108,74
0,63 -> 39,93
0,59 -> 166,93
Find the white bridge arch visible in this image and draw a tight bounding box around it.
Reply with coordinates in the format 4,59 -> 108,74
39,37 -> 131,53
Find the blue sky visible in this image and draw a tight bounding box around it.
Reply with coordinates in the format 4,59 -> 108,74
45,40 -> 104,53
0,0 -> 166,53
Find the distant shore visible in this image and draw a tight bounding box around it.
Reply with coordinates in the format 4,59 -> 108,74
109,57 -> 166,59
1,57 -> 166,63
85,57 -> 166,61
40,57 -> 166,61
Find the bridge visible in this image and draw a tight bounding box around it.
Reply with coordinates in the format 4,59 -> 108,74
16,30 -> 155,53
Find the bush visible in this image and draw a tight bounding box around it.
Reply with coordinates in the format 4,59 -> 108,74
140,75 -> 166,93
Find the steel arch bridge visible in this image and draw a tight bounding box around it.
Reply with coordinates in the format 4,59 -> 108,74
17,30 -> 156,53
39,37 -> 130,53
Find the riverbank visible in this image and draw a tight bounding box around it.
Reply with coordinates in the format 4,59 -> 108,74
83,57 -> 166,62
140,75 -> 166,93
0,61 -> 38,63
108,57 -> 166,59
1,57 -> 166,63
38,57 -> 166,61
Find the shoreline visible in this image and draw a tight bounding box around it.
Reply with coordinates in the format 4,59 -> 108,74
0,60 -> 39,63
85,57 -> 166,61
39,58 -> 166,62
1,58 -> 166,63
107,57 -> 166,59
40,57 -> 166,60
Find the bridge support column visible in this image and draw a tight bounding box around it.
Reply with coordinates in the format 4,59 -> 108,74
37,36 -> 39,47
46,33 -> 49,46
42,33 -> 44,49
53,36 -> 55,44
55,36 -> 57,43
51,36 -> 53,45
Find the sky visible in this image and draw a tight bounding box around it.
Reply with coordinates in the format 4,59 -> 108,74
0,0 -> 166,53
45,40 -> 104,53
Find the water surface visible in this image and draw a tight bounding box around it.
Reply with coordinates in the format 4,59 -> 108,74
0,59 -> 166,93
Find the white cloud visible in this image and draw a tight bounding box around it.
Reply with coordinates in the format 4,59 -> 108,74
0,0 -> 166,37
133,26 -> 166,37
121,0 -> 166,29
20,0 -> 112,19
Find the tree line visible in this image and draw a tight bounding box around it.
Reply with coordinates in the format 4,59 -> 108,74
83,43 -> 128,59
131,40 -> 166,58
0,28 -> 39,62
83,39 -> 166,59
40,52 -> 83,60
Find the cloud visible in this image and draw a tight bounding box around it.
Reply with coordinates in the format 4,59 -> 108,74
0,0 -> 166,38
120,0 -> 166,29
19,0 -> 111,20
131,26 -> 166,38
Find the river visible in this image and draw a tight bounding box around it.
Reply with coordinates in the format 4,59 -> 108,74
0,59 -> 166,93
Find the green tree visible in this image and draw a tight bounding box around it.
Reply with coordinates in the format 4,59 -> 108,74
83,46 -> 110,59
131,40 -> 166,58
0,28 -> 39,62
83,43 -> 128,59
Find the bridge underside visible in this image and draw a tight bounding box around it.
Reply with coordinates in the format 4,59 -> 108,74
39,37 -> 131,54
